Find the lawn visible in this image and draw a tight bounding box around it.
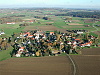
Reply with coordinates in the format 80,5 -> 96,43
0,24 -> 25,36
0,47 -> 13,61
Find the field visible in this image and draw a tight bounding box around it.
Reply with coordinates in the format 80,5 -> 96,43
0,8 -> 100,75
0,9 -> 100,37
71,48 -> 100,75
23,25 -> 67,33
0,56 -> 72,75
67,23 -> 83,25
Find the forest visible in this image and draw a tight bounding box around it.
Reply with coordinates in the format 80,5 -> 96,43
55,11 -> 100,19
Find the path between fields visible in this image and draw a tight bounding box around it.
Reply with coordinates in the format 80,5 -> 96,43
91,21 -> 98,32
66,54 -> 77,75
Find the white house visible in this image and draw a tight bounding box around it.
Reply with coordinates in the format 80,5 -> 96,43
67,41 -> 72,45
6,22 -> 15,24
15,53 -> 21,57
0,31 -> 5,35
77,32 -> 83,34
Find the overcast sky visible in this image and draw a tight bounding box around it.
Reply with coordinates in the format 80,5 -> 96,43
0,0 -> 100,8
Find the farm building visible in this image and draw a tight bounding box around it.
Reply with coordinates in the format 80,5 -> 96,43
6,22 -> 15,24
0,31 -> 5,35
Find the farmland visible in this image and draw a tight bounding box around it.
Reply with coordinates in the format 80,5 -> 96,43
71,48 -> 100,75
0,8 -> 100,75
0,56 -> 72,75
0,9 -> 99,37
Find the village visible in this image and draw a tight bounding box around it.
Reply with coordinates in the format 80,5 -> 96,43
4,29 -> 98,57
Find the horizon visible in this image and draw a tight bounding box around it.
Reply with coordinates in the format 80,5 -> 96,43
0,0 -> 100,9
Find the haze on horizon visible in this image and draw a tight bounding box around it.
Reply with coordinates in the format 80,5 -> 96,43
0,0 -> 100,9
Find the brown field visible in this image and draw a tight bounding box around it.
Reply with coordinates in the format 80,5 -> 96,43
93,31 -> 100,35
0,56 -> 72,75
71,20 -> 81,22
71,48 -> 100,75
84,19 -> 94,23
67,23 -> 83,25
24,26 -> 67,33
62,26 -> 86,28
45,22 -> 54,23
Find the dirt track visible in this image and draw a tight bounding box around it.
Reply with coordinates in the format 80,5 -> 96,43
0,56 -> 72,75
71,48 -> 100,75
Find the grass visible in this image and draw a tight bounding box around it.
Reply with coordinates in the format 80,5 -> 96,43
58,53 -> 67,56
0,24 -> 25,37
96,21 -> 100,25
89,32 -> 98,37
0,47 -> 13,61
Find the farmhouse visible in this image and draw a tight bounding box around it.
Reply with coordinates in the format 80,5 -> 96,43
77,31 -> 84,34
79,41 -> 92,47
50,32 -> 54,35
0,31 -> 5,35
6,22 -> 15,24
29,20 -> 34,23
15,47 -> 25,57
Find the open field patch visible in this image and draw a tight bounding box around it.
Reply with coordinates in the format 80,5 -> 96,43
67,23 -> 83,25
23,25 -> 67,33
93,31 -> 100,35
62,26 -> 86,28
45,22 -> 54,23
0,56 -> 72,75
84,19 -> 95,23
71,20 -> 81,22
62,25 -> 95,31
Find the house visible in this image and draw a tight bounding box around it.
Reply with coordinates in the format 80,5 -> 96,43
77,31 -> 84,34
42,35 -> 46,39
6,22 -> 15,24
23,32 -> 31,37
79,41 -> 92,47
50,32 -> 54,35
79,44 -> 84,47
0,31 -> 5,35
85,25 -> 90,27
72,41 -> 77,45
19,47 -> 24,52
72,44 -> 77,49
27,35 -> 33,38
98,45 -> 100,47
29,20 -> 34,23
15,47 -> 25,57
75,39 -> 81,43
85,43 -> 91,46
34,30 -> 44,35
67,41 -> 72,45
15,53 -> 21,57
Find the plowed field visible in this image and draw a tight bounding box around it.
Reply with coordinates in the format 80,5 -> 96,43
71,48 -> 100,75
0,56 -> 72,75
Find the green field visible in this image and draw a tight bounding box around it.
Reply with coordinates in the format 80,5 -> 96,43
0,47 -> 13,61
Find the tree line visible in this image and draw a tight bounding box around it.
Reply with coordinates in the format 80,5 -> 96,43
55,11 -> 100,19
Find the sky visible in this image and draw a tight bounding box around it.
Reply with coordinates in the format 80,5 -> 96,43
0,0 -> 100,9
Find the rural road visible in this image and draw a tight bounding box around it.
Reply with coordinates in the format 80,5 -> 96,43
66,54 -> 77,75
91,21 -> 98,32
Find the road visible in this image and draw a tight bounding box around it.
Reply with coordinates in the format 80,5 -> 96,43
91,21 -> 99,32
